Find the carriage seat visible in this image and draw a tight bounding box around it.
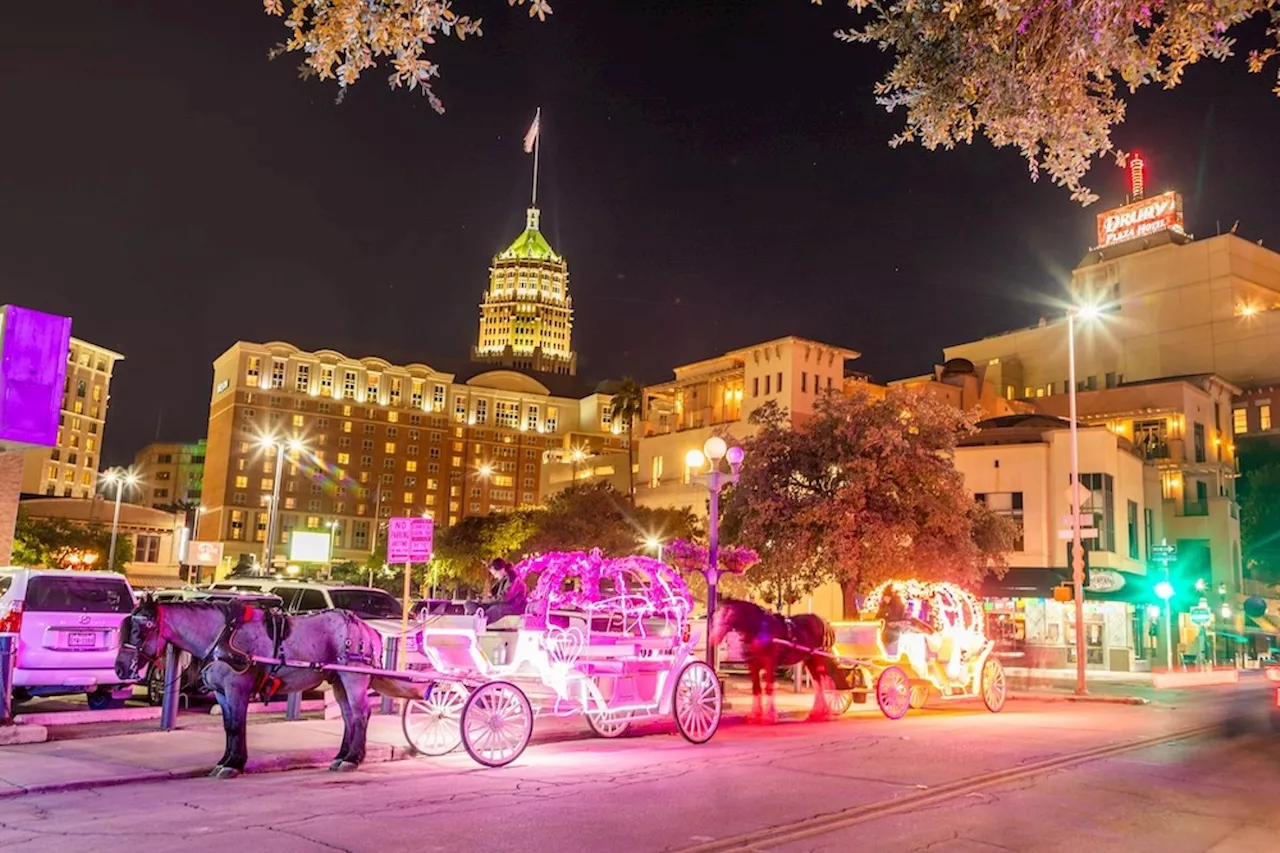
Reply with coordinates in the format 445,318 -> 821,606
831,621 -> 889,663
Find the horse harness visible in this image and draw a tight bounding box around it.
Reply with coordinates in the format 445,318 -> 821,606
206,605 -> 293,703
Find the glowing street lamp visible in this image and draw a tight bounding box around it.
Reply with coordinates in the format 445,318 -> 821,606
687,435 -> 744,669
644,535 -> 665,563
1066,298 -> 1106,695
100,467 -> 141,572
259,434 -> 305,574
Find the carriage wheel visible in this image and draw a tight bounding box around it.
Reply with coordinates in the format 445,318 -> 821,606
828,689 -> 855,716
875,666 -> 911,720
673,660 -> 722,744
980,658 -> 1007,713
908,685 -> 929,710
460,681 -> 534,767
585,708 -> 633,738
401,682 -> 467,756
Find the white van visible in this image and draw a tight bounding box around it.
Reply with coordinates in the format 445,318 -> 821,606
0,568 -> 137,709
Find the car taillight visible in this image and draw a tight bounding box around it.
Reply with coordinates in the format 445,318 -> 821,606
0,601 -> 22,633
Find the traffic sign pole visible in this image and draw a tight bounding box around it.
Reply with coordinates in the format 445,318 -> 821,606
387,516 -> 434,673
1153,540 -> 1177,670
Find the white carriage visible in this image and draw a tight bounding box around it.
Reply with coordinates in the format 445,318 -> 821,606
825,580 -> 1007,719
399,550 -> 723,767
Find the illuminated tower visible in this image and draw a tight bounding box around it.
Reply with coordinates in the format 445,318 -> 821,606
1129,153 -> 1145,201
471,206 -> 577,376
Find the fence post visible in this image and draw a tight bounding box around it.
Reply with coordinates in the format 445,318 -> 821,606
0,635 -> 15,725
380,637 -> 399,715
159,644 -> 180,731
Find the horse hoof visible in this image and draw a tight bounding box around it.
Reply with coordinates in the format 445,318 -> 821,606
211,766 -> 241,779
330,760 -> 359,773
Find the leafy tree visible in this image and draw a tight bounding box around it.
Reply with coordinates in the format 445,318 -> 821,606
262,2 -> 1280,203
263,0 -> 550,108
523,482 -> 698,557
722,390 -> 1016,617
609,378 -> 645,506
1236,437 -> 1280,584
12,510 -> 133,571
825,0 -> 1280,204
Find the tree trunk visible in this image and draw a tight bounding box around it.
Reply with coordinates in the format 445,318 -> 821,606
841,578 -> 860,620
626,425 -> 636,506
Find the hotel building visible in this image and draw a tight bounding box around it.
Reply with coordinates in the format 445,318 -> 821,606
133,439 -> 207,509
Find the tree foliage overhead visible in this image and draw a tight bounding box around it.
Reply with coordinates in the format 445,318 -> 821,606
264,0 -> 551,109
722,390 -> 1016,616
1234,438 -> 1280,585
826,0 -> 1280,204
12,510 -> 133,571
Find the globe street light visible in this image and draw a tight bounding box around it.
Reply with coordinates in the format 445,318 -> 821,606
260,434 -> 305,575
644,535 -> 665,563
100,467 -> 140,572
688,436 -> 744,669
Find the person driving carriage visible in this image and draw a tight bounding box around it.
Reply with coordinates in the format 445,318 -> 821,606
876,584 -> 933,652
481,558 -> 527,624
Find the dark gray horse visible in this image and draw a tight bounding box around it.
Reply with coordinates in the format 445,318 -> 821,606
116,597 -> 396,778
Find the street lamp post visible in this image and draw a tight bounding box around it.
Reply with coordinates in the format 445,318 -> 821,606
1066,303 -> 1101,696
1155,580 -> 1175,671
645,535 -> 665,563
687,436 -> 744,670
260,436 -> 302,575
101,467 -> 139,573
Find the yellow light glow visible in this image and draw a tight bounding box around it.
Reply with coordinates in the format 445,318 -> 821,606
477,464 -> 493,477
685,449 -> 705,470
1239,303 -> 1258,317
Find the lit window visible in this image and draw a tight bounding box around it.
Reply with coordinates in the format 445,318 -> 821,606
403,491 -> 414,504
235,476 -> 248,488
385,442 -> 396,454
1261,404 -> 1272,432
1233,408 -> 1248,434
337,453 -> 350,465
292,414 -> 304,427
406,460 -> 417,472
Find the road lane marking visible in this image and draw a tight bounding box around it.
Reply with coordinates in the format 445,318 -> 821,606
668,723 -> 1218,853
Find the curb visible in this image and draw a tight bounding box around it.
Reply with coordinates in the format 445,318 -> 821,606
15,707 -> 162,726
0,741 -> 413,800
0,725 -> 48,746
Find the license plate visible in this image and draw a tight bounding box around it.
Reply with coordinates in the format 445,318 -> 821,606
66,632 -> 97,649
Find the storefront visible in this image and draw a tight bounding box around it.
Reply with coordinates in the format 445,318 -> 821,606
981,569 -> 1157,673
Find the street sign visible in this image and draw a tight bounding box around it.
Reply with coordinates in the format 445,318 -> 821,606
1189,605 -> 1213,627
1058,528 -> 1099,540
1152,542 -> 1177,560
1064,482 -> 1093,507
1060,514 -> 1093,527
387,516 -> 434,563
187,541 -> 224,567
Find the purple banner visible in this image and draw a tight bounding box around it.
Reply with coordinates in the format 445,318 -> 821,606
0,305 -> 72,449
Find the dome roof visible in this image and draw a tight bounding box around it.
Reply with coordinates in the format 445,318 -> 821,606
496,208 -> 562,263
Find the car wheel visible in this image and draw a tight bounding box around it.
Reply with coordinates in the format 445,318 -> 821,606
87,688 -> 126,711
146,665 -> 166,706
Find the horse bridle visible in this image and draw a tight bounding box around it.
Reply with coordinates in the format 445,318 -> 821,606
121,607 -> 164,675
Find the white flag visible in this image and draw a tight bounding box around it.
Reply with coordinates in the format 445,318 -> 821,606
523,111 -> 540,154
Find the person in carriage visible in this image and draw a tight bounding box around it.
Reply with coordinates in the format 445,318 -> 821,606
481,558 -> 527,625
875,583 -> 937,681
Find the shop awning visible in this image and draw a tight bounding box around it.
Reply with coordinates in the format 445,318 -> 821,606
1246,614 -> 1280,636
981,567 -> 1154,604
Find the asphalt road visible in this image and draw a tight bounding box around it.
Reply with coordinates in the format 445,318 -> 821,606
0,683 -> 1275,853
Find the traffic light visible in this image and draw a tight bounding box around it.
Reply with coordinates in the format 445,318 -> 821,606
1066,541 -> 1091,588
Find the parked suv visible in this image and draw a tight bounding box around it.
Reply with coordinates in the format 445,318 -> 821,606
0,568 -> 136,709
206,579 -> 426,666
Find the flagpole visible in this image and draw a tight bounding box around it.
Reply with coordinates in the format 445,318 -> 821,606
531,106 -> 541,207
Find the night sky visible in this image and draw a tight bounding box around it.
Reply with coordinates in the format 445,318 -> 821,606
4,2 -> 1280,467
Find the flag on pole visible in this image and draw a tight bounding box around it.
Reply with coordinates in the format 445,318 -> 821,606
523,110 -> 540,154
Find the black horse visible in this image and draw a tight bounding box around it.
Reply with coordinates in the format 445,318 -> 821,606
116,597 -> 398,778
709,599 -> 834,723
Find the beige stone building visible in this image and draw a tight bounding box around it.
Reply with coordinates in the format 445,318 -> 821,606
634,336 -> 862,516
19,497 -> 185,588
200,342 -> 626,574
20,337 -> 123,499
133,440 -> 206,509
943,232 -> 1280,399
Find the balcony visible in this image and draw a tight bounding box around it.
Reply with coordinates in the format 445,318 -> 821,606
1182,498 -> 1209,517
1136,440 -> 1170,460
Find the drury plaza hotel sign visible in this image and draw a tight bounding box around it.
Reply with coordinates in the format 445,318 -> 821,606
1095,189 -> 1186,249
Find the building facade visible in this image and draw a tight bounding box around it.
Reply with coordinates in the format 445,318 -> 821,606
19,337 -> 123,499
634,336 -> 862,515
200,341 -> 625,574
471,207 -> 577,376
133,439 -> 206,509
19,497 -> 185,588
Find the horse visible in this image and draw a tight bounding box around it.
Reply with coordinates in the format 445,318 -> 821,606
115,597 -> 396,778
708,599 -> 835,724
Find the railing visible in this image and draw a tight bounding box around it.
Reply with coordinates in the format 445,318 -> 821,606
1137,441 -> 1170,460
1183,498 -> 1209,517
